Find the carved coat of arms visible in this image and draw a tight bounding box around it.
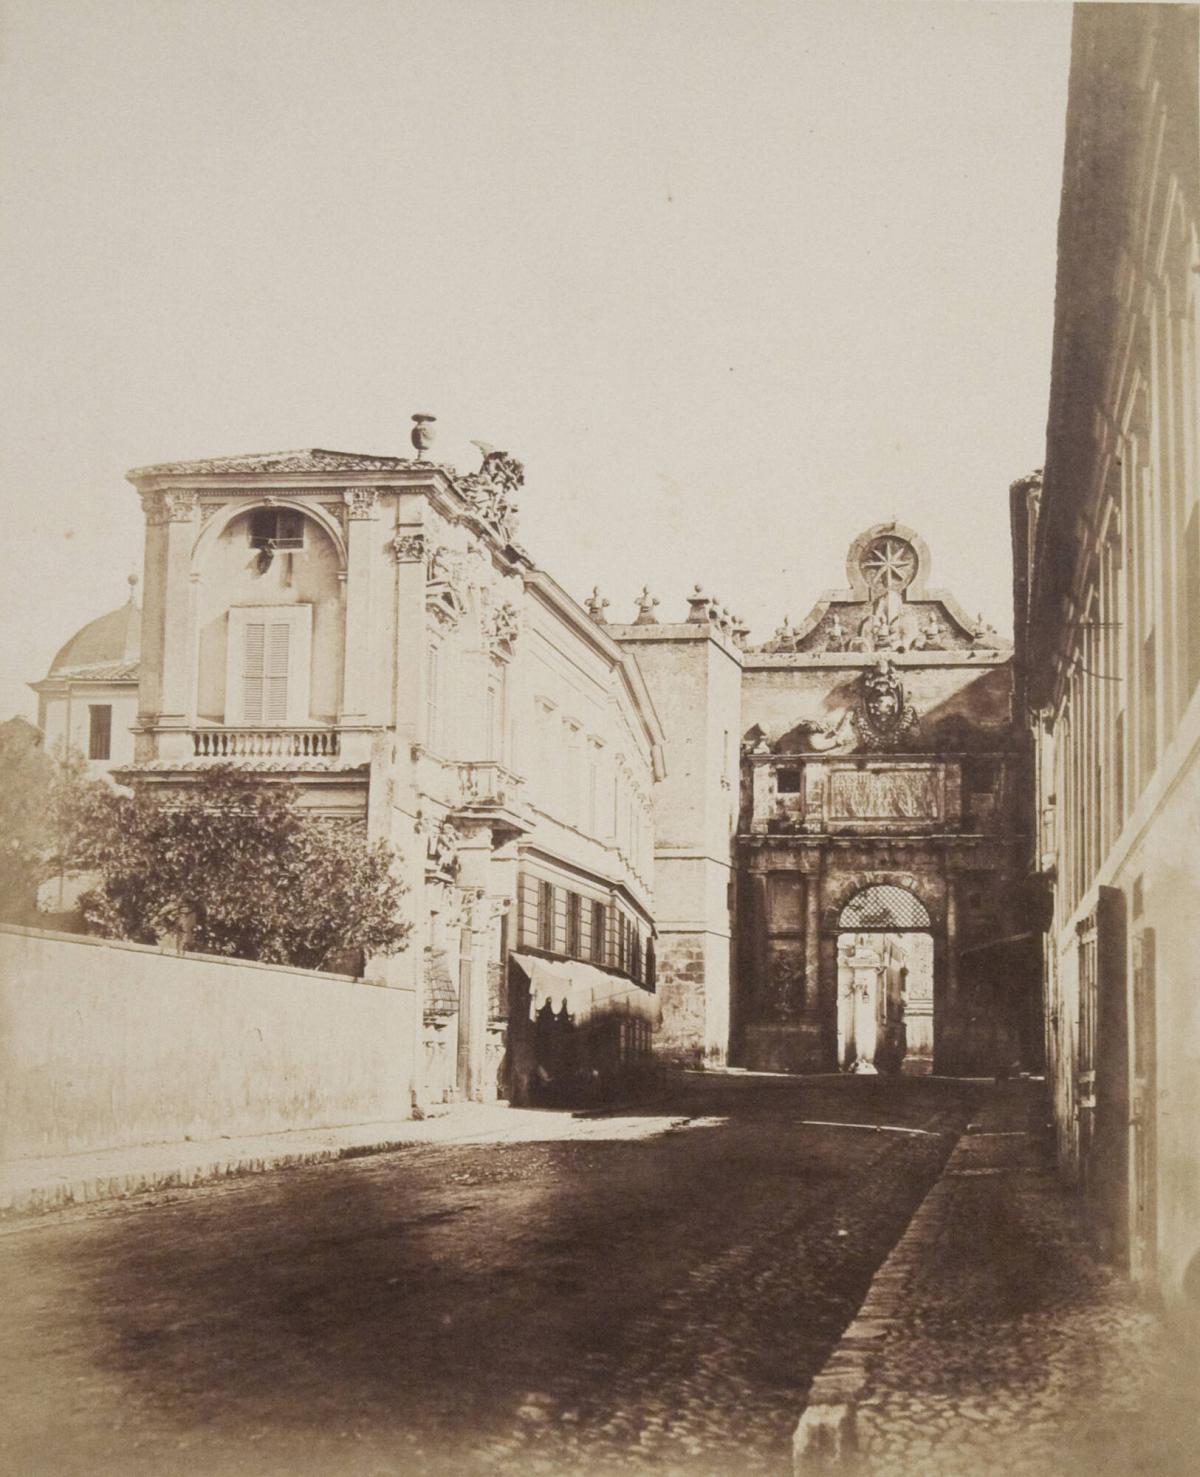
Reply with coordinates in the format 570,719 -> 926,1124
853,657 -> 920,751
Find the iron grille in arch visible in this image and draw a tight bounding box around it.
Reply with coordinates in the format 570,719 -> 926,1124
839,885 -> 930,930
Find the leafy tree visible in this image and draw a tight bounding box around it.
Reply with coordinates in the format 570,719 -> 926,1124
0,720 -> 106,922
77,767 -> 410,972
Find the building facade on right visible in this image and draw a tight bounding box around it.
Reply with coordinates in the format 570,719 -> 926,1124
1012,3 -> 1199,1316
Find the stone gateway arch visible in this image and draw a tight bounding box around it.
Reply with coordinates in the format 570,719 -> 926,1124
724,524 -> 1033,1077
579,520 -> 1035,1078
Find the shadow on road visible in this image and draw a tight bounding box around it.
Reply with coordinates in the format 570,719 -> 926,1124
2,1073 -> 981,1477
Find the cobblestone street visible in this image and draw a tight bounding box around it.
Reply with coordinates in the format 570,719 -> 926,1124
800,1082 -> 1195,1477
1,1073 -> 974,1477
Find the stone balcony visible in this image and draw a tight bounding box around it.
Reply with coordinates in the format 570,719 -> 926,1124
192,727 -> 342,760
129,723 -> 377,771
453,760 -> 531,836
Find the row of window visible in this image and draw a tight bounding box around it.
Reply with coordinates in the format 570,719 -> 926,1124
1052,231 -> 1199,917
526,878 -> 654,987
531,703 -> 654,874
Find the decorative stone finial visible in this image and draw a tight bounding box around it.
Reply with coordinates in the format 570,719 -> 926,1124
634,586 -> 660,625
971,613 -> 1000,650
585,586 -> 610,624
918,613 -> 944,650
771,615 -> 798,651
410,413 -> 437,460
824,612 -> 849,652
687,584 -> 712,623
731,614 -> 751,647
127,573 -> 139,602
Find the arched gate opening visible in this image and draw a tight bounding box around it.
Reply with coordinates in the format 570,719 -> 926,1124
836,884 -> 934,1075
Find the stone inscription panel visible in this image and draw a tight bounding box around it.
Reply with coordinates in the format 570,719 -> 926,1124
828,768 -> 942,823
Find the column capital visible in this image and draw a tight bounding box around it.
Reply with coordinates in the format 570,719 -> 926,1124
344,486 -> 382,520
141,488 -> 198,525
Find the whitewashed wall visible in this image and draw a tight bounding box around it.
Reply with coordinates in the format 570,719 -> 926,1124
1,925 -> 417,1161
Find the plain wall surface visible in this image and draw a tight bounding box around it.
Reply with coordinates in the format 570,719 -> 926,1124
1,926 -> 416,1161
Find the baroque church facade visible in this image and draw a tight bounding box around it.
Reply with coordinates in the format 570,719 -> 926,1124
38,436 -> 1035,1101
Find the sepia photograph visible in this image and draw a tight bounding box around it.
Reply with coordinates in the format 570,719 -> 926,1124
0,2 -> 1197,1473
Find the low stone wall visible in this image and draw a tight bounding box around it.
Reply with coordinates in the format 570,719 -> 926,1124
1,925 -> 417,1162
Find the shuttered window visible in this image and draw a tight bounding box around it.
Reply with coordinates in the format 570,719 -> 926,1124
538,881 -> 555,951
242,620 -> 291,723
225,605 -> 311,724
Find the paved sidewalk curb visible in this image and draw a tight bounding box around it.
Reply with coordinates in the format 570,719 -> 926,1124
792,1126 -> 963,1470
0,1090 -> 690,1223
0,1104 -> 532,1222
1,1125 -> 436,1221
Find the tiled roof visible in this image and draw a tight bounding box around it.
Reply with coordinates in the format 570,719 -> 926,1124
127,448 -> 453,478
50,660 -> 140,682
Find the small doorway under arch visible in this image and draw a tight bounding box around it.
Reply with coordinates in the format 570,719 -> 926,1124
836,884 -> 934,1076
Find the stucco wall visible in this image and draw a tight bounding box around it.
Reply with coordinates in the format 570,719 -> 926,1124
40,686 -> 139,773
1111,753 -> 1200,1312
1,926 -> 417,1161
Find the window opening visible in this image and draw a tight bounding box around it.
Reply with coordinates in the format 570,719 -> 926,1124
567,892 -> 581,957
249,508 -> 305,551
538,881 -> 555,951
88,704 -> 112,761
591,902 -> 607,963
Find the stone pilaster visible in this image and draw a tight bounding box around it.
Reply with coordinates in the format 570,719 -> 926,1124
340,486 -> 379,724
454,825 -> 494,1101
804,871 -> 822,1014
138,488 -> 198,754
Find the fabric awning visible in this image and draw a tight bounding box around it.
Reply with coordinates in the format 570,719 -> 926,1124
509,952 -> 659,1026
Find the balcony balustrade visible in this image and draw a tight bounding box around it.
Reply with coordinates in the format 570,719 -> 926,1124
453,760 -> 531,837
458,760 -> 524,810
191,727 -> 341,760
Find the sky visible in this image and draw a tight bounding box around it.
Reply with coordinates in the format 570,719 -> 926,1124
0,0 -> 1073,720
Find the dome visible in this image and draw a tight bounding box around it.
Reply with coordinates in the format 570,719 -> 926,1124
48,592 -> 141,676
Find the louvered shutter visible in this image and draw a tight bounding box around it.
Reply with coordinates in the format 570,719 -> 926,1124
226,604 -> 311,725
241,621 -> 290,723
264,622 -> 290,721
242,621 -> 266,722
